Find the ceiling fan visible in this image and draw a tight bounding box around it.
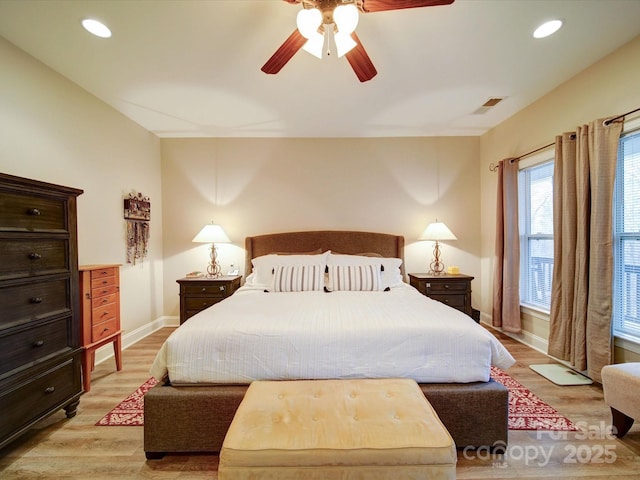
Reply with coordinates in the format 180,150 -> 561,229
261,0 -> 455,82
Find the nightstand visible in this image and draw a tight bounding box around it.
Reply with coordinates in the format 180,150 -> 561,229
177,275 -> 242,324
409,273 -> 475,319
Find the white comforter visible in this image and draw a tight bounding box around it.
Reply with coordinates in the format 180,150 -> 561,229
150,284 -> 515,384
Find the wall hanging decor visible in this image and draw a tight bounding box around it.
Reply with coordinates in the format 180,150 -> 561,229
124,191 -> 150,264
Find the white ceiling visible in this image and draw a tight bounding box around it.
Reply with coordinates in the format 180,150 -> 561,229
1,0 -> 640,138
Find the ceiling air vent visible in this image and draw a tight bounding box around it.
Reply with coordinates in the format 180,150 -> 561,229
472,97 -> 505,115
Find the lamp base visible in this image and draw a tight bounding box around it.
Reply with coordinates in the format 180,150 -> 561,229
427,240 -> 446,275
206,243 -> 222,278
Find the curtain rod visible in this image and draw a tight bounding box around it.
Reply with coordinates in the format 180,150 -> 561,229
489,106 -> 640,172
603,106 -> 640,126
488,141 -> 554,172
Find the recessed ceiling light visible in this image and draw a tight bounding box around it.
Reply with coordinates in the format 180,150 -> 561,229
82,18 -> 112,38
533,19 -> 563,39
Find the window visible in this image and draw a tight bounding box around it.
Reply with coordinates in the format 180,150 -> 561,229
518,161 -> 554,311
613,130 -> 640,342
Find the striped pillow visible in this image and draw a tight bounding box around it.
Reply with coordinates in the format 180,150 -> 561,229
327,264 -> 381,291
272,264 -> 324,292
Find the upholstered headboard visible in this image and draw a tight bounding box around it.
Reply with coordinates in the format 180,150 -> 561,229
244,230 -> 406,279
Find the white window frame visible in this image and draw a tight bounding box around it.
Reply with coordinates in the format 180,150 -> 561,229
518,151 -> 555,314
613,117 -> 640,349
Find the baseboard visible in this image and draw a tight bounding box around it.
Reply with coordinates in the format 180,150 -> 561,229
94,316 -> 179,366
479,312 -> 550,356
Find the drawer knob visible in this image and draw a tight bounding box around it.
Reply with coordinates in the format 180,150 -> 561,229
444,299 -> 450,304
44,386 -> 55,394
29,252 -> 42,260
201,287 -> 207,292
30,297 -> 43,304
219,286 -> 226,291
28,208 -> 41,216
444,285 -> 450,289
33,339 -> 45,347
101,312 -> 109,318
102,327 -> 110,333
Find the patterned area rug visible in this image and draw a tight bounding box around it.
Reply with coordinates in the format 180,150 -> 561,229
491,366 -> 579,431
95,377 -> 158,426
97,370 -> 579,430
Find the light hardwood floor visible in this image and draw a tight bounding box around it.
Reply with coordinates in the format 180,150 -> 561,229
1,326 -> 639,479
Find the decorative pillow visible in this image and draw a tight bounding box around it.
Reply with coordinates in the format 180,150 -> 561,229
272,264 -> 324,292
248,251 -> 329,287
327,264 -> 382,292
327,253 -> 403,289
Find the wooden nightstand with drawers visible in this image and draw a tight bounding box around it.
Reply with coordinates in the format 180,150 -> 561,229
409,273 -> 475,319
177,275 -> 242,324
79,264 -> 122,392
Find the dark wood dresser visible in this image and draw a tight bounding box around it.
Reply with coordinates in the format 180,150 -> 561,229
177,275 -> 242,324
409,273 -> 474,318
79,264 -> 122,392
0,173 -> 84,449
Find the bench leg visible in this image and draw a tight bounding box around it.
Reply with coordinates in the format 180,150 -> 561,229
611,407 -> 634,438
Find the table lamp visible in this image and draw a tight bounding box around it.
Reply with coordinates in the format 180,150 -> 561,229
192,222 -> 230,278
419,220 -> 457,275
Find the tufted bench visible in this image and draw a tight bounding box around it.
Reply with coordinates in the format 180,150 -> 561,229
601,362 -> 640,437
218,378 -> 457,479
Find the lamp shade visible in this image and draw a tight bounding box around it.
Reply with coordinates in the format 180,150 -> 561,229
419,222 -> 457,241
192,223 -> 230,244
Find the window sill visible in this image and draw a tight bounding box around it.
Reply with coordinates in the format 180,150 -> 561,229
614,334 -> 640,355
520,304 -> 550,321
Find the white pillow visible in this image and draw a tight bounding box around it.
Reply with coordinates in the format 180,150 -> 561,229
248,251 -> 329,287
327,264 -> 381,291
272,264 -> 324,292
327,253 -> 403,289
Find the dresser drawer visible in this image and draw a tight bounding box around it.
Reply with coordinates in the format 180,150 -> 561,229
185,296 -> 219,311
428,293 -> 466,309
91,316 -> 118,343
92,302 -> 117,324
0,317 -> 72,378
425,281 -> 469,293
0,238 -> 68,280
91,267 -> 117,280
182,283 -> 230,297
91,292 -> 117,309
91,273 -> 116,290
0,355 -> 81,441
0,278 -> 70,329
0,191 -> 67,232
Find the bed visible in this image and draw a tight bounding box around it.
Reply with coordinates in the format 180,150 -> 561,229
144,230 -> 514,459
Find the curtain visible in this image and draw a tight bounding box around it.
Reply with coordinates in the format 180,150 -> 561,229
493,158 -> 521,333
548,118 -> 623,382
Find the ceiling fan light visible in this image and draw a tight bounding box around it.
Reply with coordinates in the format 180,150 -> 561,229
333,4 -> 359,34
297,8 -> 322,39
302,32 -> 325,59
334,31 -> 357,57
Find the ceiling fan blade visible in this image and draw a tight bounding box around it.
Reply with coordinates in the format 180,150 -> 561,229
360,0 -> 454,13
344,32 -> 377,82
261,29 -> 307,75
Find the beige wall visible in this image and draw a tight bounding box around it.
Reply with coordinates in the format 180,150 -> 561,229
5,26 -> 639,361
160,136 -> 480,316
479,35 -> 640,359
0,37 -> 165,343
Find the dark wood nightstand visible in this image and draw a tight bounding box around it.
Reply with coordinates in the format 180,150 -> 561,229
409,273 -> 475,319
177,275 -> 242,324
